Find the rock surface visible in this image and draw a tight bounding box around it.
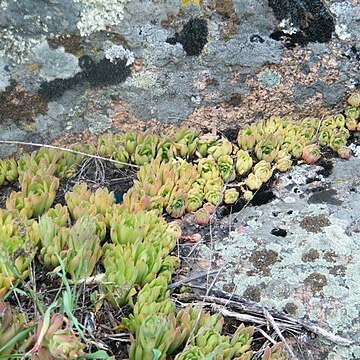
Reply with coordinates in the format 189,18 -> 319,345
193,143 -> 360,359
0,0 -> 360,156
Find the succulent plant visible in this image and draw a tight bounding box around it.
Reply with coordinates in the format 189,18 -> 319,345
196,133 -> 219,158
337,145 -> 352,159
186,187 -> 204,212
236,150 -> 253,176
134,134 -> 158,165
123,275 -> 175,333
28,313 -> 85,359
0,158 -> 18,186
166,188 -> 187,218
301,144 -> 321,164
290,140 -> 305,159
157,138 -> 177,162
63,216 -> 102,280
245,173 -> 262,191
347,92 -> 360,108
204,177 -> 224,205
6,173 -> 59,219
128,313 -> 175,360
253,160 -> 273,183
345,117 -> 358,131
223,188 -> 239,205
255,135 -> 279,162
217,155 -> 235,181
174,128 -> 199,158
174,346 -> 205,360
193,208 -> 211,225
262,342 -> 288,360
207,137 -> 233,160
0,300 -> 26,357
0,210 -> 38,295
46,204 -> 70,228
103,240 -> 168,307
345,107 -> 360,120
65,183 -> 114,226
329,133 -> 346,152
275,150 -> 292,172
237,124 -> 257,151
38,214 -> 68,269
197,157 -> 220,180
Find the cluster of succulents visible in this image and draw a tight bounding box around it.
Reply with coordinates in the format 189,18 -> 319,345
102,210 -> 180,307
97,128 -> 200,167
38,214 -> 103,279
27,313 -> 85,359
0,209 -> 38,297
0,300 -> 85,360
65,182 -> 115,230
127,302 -> 260,360
6,173 -> 59,219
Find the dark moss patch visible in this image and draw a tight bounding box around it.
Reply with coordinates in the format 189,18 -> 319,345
222,94 -> 243,108
243,285 -> 262,302
249,249 -> 279,276
0,80 -> 48,123
283,302 -> 299,315
299,215 -> 331,233
308,187 -> 342,205
323,251 -> 339,263
268,0 -> 335,48
38,56 -> 131,101
304,272 -> 328,293
166,18 -> 208,56
47,33 -> 83,56
329,265 -> 346,277
302,249 -> 320,262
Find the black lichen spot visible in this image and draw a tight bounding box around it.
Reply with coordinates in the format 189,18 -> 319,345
268,0 -> 335,48
304,272 -> 328,293
271,228 -> 287,237
316,159 -> 334,178
38,55 -> 131,101
166,18 -> 208,56
250,34 -> 265,43
250,183 -> 276,206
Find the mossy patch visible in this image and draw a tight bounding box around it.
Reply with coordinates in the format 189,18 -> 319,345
248,249 -> 279,276
304,272 -> 328,293
299,215 -> 331,233
0,80 -> 48,123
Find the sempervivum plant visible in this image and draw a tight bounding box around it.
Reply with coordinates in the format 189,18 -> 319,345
0,158 -> 18,186
122,274 -> 175,333
0,300 -> 27,357
28,314 -> 85,359
6,173 -> 59,219
0,210 -> 38,296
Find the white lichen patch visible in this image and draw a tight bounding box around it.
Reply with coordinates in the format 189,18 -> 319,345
0,29 -> 42,64
104,44 -> 135,66
74,0 -> 131,37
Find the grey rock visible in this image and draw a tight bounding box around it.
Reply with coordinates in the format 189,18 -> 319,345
32,41 -> 81,81
314,81 -> 347,107
293,83 -> 317,104
0,57 -> 11,91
